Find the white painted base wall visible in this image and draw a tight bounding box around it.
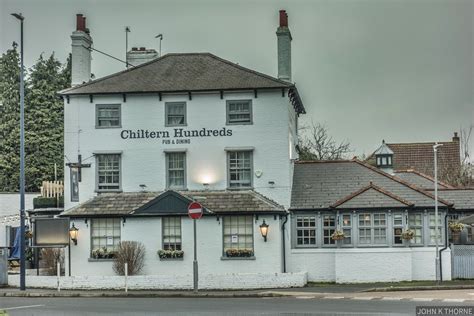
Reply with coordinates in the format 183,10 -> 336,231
288,248 -> 452,283
8,272 -> 307,290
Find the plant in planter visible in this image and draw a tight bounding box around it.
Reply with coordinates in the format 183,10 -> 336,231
157,249 -> 184,259
401,229 -> 415,241
449,222 -> 465,233
225,248 -> 254,258
91,247 -> 117,259
331,230 -> 345,241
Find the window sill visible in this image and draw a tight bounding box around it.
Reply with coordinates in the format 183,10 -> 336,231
220,256 -> 256,261
95,189 -> 123,194
226,187 -> 254,191
159,257 -> 184,261
88,258 -> 115,262
226,122 -> 253,126
95,126 -> 122,129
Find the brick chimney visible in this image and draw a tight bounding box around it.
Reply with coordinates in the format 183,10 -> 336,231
276,10 -> 292,82
71,14 -> 93,86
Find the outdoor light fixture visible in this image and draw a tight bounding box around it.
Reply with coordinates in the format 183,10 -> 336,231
69,224 -> 79,245
259,220 -> 269,242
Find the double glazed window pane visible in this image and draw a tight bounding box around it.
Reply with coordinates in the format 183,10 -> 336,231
409,214 -> 423,244
227,101 -> 251,124
91,218 -> 121,254
223,216 -> 253,253
358,213 -> 387,244
166,103 -> 186,126
163,217 -> 182,250
323,215 -> 335,245
97,154 -> 120,191
97,105 -> 120,127
296,216 -> 316,245
167,152 -> 185,189
228,151 -> 252,188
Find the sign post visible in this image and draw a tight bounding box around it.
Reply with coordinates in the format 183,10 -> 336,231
188,202 -> 203,293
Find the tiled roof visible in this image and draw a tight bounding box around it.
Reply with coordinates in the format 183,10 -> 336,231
387,138 -> 460,178
331,182 -> 413,209
291,160 -> 452,210
61,53 -> 292,95
394,170 -> 454,190
429,189 -> 474,210
61,190 -> 285,217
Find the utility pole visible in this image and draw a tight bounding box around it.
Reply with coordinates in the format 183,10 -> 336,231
433,142 -> 443,284
11,12 -> 26,291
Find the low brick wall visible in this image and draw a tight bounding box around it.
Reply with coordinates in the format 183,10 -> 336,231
8,272 -> 307,290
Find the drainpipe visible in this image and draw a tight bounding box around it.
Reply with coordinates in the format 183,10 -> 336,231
439,212 -> 449,282
281,214 -> 288,273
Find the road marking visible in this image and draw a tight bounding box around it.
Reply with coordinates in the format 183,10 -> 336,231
412,298 -> 434,302
295,296 -> 316,299
323,296 -> 345,300
381,297 -> 403,301
352,297 -> 375,300
3,304 -> 45,311
443,299 -> 465,303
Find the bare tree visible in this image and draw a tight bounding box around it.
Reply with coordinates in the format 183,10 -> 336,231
113,241 -> 146,276
297,122 -> 352,160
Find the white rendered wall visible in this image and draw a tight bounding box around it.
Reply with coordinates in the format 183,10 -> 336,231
0,193 -> 37,247
64,90 -> 296,209
67,215 -> 282,277
286,246 -> 452,283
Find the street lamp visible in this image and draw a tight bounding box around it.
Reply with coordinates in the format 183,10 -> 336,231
433,142 -> 443,284
259,220 -> 269,242
11,12 -> 26,291
69,224 -> 79,245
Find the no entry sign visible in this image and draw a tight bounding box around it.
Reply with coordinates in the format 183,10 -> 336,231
188,202 -> 203,220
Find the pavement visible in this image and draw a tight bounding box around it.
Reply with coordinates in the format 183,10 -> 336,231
1,284 -> 474,303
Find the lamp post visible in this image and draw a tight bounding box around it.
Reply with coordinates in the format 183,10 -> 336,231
433,142 -> 443,284
11,12 -> 26,291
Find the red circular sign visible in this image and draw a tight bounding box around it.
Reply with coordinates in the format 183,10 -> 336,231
188,202 -> 203,219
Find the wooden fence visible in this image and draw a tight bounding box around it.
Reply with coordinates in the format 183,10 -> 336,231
40,181 -> 64,198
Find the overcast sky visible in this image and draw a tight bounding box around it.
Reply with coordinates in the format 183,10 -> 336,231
1,0 -> 473,158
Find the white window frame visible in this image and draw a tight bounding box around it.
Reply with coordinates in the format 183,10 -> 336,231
162,217 -> 182,251
226,100 -> 252,125
165,102 -> 186,127
341,213 -> 353,246
90,218 -> 121,258
358,213 -> 388,246
96,104 -> 121,128
96,153 -> 121,192
227,150 -> 253,189
322,214 -> 336,246
428,213 -> 443,245
392,213 -> 404,245
222,215 -> 254,257
166,152 -> 186,190
408,213 -> 423,245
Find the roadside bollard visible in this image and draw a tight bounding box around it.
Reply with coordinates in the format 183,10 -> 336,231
57,262 -> 60,292
124,262 -> 128,293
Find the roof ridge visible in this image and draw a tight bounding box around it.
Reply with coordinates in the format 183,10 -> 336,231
330,182 -> 414,208
351,159 -> 453,207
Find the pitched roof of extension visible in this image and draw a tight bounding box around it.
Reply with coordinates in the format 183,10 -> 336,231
59,53 -> 306,114
291,159 -> 453,210
393,169 -> 454,190
429,189 -> 474,211
61,190 -> 285,217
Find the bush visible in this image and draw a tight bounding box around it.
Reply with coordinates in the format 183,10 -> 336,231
33,196 -> 64,209
41,248 -> 64,276
113,241 -> 146,276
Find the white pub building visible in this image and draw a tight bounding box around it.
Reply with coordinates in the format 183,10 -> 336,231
59,11 -> 452,287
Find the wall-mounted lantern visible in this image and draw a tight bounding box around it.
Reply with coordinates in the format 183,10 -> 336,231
259,220 -> 269,242
69,223 -> 79,245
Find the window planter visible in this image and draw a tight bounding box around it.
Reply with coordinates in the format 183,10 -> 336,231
224,248 -> 254,258
91,247 -> 117,260
158,249 -> 184,259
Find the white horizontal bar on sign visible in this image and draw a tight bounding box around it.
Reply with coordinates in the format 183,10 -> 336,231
189,208 -> 202,214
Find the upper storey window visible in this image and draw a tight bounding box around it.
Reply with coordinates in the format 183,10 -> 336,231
226,100 -> 252,125
166,102 -> 186,126
96,104 -> 121,128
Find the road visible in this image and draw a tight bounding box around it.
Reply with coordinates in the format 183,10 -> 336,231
0,297 -> 472,315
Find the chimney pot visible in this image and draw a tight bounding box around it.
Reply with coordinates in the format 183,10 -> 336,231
453,132 -> 460,142
279,10 -> 288,27
76,14 -> 85,32
132,47 -> 138,51
140,47 -> 146,51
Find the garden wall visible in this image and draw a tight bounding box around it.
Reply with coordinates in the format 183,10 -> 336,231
8,272 -> 307,290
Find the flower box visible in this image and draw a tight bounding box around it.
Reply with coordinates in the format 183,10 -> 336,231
225,248 -> 254,258
91,247 -> 117,259
158,249 -> 184,259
